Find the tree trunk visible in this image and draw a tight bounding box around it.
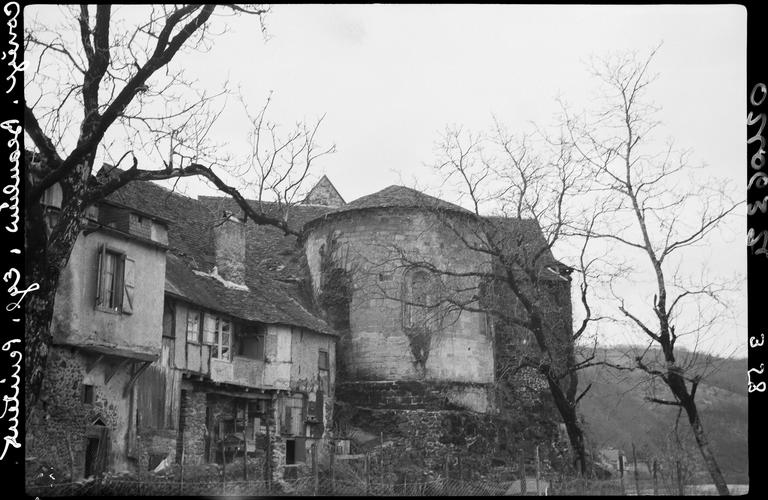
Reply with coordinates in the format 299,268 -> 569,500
683,400 -> 729,495
25,194 -> 86,414
665,366 -> 729,495
546,374 -> 588,476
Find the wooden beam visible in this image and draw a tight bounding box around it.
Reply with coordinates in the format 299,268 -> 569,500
104,358 -> 130,384
86,354 -> 105,375
123,361 -> 152,397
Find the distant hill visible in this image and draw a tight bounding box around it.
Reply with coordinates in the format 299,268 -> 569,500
576,346 -> 748,483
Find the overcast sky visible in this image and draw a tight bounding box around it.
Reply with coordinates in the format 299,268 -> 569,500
28,4 -> 748,356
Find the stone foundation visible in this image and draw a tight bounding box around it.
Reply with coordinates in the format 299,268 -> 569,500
336,380 -> 494,413
26,346 -> 135,481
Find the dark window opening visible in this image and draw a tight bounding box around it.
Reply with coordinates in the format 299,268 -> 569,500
238,333 -> 264,360
162,302 -> 175,338
148,453 -> 166,471
318,350 -> 329,371
286,439 -> 295,465
83,384 -> 94,404
285,437 -> 306,465
84,437 -> 100,477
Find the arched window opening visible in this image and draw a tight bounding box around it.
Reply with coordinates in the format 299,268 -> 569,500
402,267 -> 444,334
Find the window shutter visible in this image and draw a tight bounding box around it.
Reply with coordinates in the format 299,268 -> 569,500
315,391 -> 324,423
95,244 -> 105,306
122,257 -> 135,314
284,406 -> 292,435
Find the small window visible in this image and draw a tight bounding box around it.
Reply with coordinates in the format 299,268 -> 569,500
95,245 -> 134,314
186,310 -> 202,343
238,331 -> 264,360
83,384 -> 95,404
148,453 -> 166,471
96,247 -> 124,312
318,350 -> 329,371
207,316 -> 232,361
162,302 -> 175,338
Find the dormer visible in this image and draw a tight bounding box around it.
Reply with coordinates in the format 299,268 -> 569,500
96,200 -> 169,245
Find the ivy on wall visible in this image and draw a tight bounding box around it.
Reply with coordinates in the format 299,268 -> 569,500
317,232 -> 353,332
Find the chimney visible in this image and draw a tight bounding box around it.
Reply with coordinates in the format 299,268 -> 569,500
213,210 -> 246,284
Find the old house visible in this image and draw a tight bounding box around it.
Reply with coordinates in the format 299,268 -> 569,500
27,175 -> 339,480
27,172 -> 570,481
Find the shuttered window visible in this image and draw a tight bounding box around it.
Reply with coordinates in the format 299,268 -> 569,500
95,245 -> 133,314
283,395 -> 305,436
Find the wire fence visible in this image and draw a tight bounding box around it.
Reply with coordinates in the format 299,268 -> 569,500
27,477 -> 522,497
27,474 -> 745,496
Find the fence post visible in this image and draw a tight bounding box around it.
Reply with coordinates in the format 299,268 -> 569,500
632,443 -> 640,496
619,453 -> 625,495
364,452 -> 370,495
519,449 -> 526,495
265,414 -> 272,492
243,401 -> 248,481
330,438 -> 336,494
312,442 -> 319,496
535,445 -> 541,496
179,439 -> 185,495
652,459 -> 658,495
221,440 -> 226,494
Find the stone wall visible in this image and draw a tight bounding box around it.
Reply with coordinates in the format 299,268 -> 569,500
337,380 -> 494,413
179,385 -> 207,465
26,346 -> 136,480
304,208 -> 495,386
339,405 -> 558,482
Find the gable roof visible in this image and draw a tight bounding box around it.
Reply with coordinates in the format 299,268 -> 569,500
303,175 -> 345,207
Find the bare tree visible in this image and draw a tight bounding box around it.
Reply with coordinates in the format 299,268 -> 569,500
23,5 -> 333,412
369,122 -> 610,476
562,46 -> 741,495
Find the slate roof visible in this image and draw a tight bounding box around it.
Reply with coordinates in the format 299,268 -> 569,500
103,174 -> 566,331
298,184 -> 567,282
328,185 -> 469,215
196,195 -> 331,282
103,177 -> 335,335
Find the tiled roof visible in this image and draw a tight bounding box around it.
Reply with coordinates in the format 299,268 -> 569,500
197,196 -> 331,282
165,253 -> 333,334
104,173 -> 566,331
103,177 -> 335,335
328,185 -> 469,215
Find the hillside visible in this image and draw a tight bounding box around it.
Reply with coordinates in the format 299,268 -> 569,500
576,346 -> 748,483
